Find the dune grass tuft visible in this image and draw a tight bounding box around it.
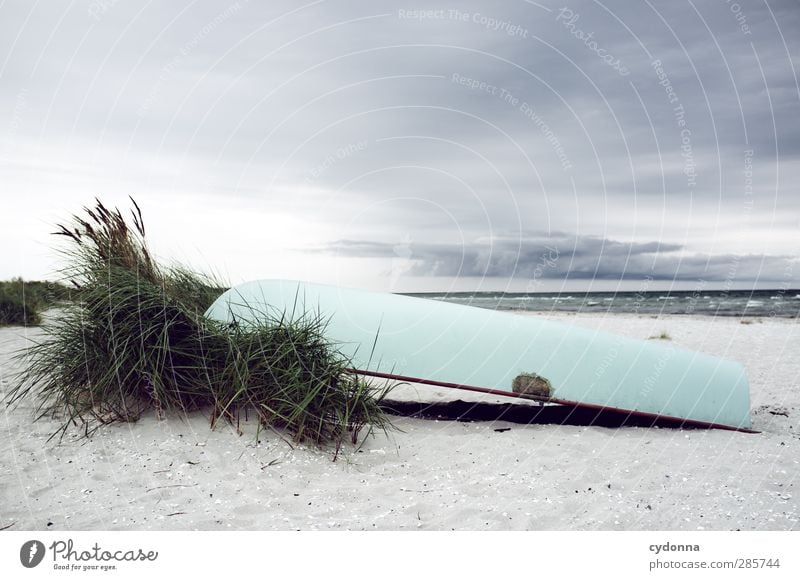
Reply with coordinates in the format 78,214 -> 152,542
647,330 -> 672,340
0,278 -> 71,326
6,198 -> 393,453
0,278 -> 40,326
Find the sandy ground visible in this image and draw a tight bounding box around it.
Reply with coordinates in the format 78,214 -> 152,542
1,312 -> 798,531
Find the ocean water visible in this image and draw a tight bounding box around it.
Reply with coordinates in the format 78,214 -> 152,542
404,289 -> 800,318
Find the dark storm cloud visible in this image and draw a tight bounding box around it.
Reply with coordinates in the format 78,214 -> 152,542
308,232 -> 797,282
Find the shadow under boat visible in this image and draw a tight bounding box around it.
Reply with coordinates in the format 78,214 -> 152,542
381,398 -> 731,430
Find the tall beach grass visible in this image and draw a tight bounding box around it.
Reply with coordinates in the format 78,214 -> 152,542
0,278 -> 71,326
0,278 -> 40,326
6,199 -> 393,453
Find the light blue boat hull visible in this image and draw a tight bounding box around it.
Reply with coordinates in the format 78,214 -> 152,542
205,280 -> 752,431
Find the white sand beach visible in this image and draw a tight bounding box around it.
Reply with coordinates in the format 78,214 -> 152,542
1,312 -> 798,531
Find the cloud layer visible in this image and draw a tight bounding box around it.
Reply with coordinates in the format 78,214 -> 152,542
310,231 -> 797,283
0,0 -> 798,289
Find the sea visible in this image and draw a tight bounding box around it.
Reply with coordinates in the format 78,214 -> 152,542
404,289 -> 800,318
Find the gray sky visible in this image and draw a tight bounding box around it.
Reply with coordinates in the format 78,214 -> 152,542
1,0 -> 799,292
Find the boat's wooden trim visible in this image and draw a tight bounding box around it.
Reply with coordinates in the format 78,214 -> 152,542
350,368 -> 759,434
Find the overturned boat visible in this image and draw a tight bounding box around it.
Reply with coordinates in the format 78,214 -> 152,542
205,279 -> 753,432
